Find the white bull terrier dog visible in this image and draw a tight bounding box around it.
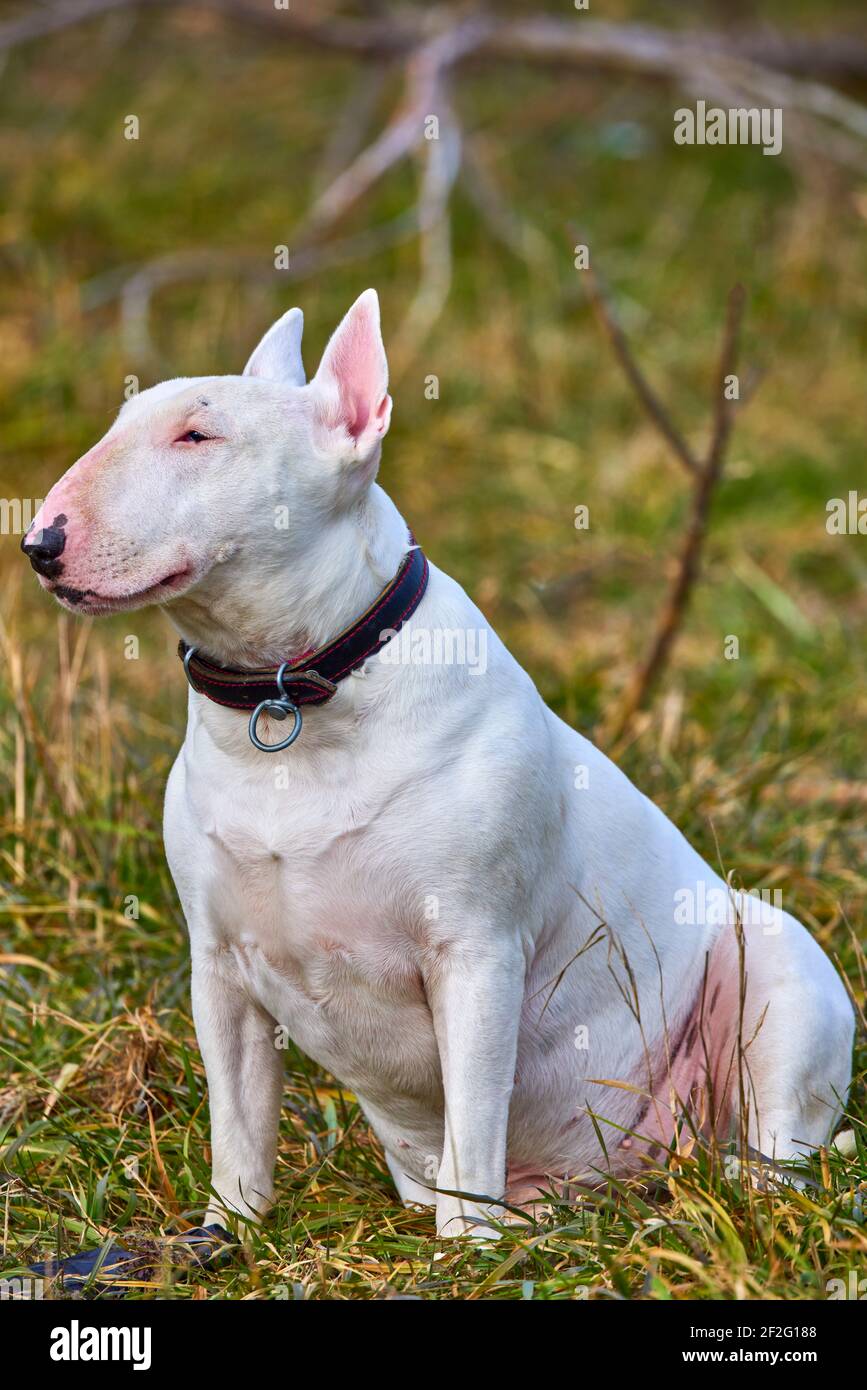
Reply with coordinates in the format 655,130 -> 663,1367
24,290 -> 854,1238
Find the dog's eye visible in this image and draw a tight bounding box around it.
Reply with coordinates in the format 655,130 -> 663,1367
176,429 -> 210,444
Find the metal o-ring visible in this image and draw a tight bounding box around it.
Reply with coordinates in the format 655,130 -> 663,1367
248,697 -> 303,752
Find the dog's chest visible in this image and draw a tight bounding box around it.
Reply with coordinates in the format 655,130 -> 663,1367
178,764 -> 441,1097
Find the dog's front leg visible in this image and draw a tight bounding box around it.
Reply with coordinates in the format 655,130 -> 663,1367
427,941 -> 525,1239
191,953 -> 284,1229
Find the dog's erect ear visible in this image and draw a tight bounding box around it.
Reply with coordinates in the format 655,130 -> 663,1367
310,289 -> 392,465
243,307 -> 306,386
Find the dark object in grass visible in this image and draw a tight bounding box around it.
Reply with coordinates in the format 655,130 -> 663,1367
29,1223 -> 235,1294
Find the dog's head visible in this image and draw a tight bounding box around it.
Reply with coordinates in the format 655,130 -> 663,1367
22,289 -> 392,616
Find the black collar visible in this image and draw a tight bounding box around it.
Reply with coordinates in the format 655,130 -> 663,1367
178,540 -> 429,751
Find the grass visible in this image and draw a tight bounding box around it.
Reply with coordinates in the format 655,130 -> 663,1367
0,0 -> 865,1298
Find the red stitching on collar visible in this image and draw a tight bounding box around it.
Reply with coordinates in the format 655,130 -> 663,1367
326,552 -> 428,682
180,541 -> 429,711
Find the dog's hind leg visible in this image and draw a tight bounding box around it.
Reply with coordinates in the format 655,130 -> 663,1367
192,954 -> 285,1228
703,907 -> 854,1167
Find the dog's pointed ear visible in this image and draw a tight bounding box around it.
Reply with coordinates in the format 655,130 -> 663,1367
310,289 -> 392,466
243,307 -> 305,386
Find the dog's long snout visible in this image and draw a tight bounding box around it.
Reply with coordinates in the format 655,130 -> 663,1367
21,517 -> 67,577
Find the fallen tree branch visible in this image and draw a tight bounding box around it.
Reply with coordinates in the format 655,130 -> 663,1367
106,14 -> 488,360
6,3 -> 867,83
18,1 -> 863,364
0,0 -> 410,57
390,79 -> 462,374
297,16 -> 488,246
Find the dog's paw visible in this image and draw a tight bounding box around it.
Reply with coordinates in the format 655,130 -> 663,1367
435,1196 -> 504,1242
832,1128 -> 857,1158
725,1155 -> 811,1192
437,1219 -> 503,1243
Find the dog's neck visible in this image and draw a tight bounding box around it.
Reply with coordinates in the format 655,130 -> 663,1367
163,484 -> 411,669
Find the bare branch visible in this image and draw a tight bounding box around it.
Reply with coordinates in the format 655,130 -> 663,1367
706,282 -> 747,477
576,242 -> 701,480
608,285 -> 747,744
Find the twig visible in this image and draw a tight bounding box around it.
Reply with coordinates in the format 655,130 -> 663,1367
577,243 -> 700,480
607,284 -> 747,744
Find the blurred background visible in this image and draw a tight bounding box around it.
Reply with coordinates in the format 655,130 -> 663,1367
0,0 -> 865,1296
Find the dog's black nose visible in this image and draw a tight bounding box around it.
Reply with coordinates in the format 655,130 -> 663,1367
21,524 -> 66,577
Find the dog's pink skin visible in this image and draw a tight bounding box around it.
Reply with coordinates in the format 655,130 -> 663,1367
28,436 -> 111,556
27,435 -> 140,601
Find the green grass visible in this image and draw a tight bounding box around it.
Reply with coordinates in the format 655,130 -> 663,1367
0,1 -> 865,1298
